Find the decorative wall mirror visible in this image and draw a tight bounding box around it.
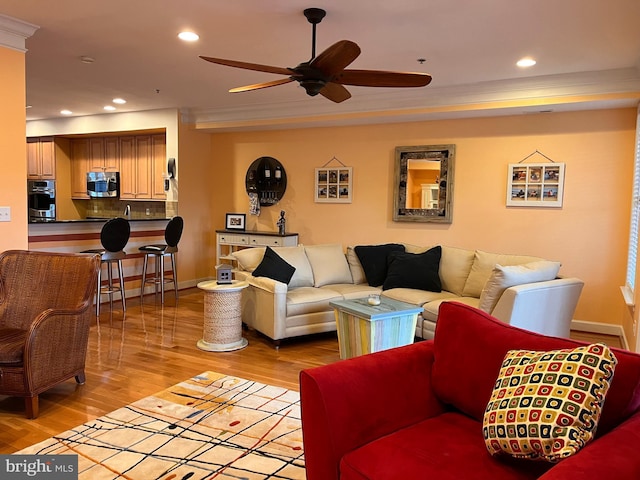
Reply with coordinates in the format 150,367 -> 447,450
393,144 -> 455,223
245,156 -> 287,206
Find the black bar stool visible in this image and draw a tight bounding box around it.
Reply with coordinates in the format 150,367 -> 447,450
82,217 -> 130,315
139,216 -> 184,304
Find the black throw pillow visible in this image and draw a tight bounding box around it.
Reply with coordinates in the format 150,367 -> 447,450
382,246 -> 442,292
354,243 -> 406,287
252,246 -> 296,284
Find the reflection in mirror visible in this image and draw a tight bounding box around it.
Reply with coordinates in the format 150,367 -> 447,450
393,145 -> 455,223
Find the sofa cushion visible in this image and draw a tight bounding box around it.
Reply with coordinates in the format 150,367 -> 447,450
462,250 -> 543,297
321,284 -> 382,300
231,247 -> 265,272
421,296 -> 480,322
340,412 -> 549,480
271,246 -> 314,288
431,302 -> 640,437
345,246 -> 366,285
252,246 -> 296,284
304,244 -> 353,287
478,261 -> 561,313
439,246 -> 475,296
381,288 -> 457,308
286,287 -> 342,317
483,343 -> 617,462
382,246 -> 442,292
354,243 -> 405,287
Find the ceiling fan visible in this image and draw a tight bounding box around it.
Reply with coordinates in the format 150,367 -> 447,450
200,7 -> 432,103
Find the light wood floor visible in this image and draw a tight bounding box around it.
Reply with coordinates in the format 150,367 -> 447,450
0,288 -> 624,453
0,288 -> 341,453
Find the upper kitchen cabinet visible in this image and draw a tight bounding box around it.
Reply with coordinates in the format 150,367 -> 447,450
88,137 -> 119,171
120,134 -> 166,201
27,137 -> 56,180
151,134 -> 167,200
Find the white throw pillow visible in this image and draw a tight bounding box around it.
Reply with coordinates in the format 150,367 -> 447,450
271,246 -> 314,288
305,244 -> 353,287
231,247 -> 265,272
478,260 -> 561,313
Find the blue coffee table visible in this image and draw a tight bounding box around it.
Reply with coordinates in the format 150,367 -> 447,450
330,297 -> 423,359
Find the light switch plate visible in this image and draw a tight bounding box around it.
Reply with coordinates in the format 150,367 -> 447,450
0,206 -> 11,222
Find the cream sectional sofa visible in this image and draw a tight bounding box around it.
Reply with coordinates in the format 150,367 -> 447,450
232,243 -> 584,345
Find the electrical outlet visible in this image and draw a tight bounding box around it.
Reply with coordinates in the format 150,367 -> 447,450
0,206 -> 10,222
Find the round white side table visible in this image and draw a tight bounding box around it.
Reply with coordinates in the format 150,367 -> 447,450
197,280 -> 249,352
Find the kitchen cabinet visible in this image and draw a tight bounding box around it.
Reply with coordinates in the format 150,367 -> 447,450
70,139 -> 90,199
120,134 -> 166,200
151,134 -> 167,200
69,133 -> 167,201
88,137 -> 119,171
27,137 -> 56,180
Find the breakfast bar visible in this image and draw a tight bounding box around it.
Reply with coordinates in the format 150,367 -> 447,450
28,218 -> 171,299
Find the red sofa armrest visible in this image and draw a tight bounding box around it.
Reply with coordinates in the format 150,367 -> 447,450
539,410 -> 640,479
300,341 -> 446,480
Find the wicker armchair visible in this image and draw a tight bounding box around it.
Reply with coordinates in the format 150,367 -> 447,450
0,250 -> 100,418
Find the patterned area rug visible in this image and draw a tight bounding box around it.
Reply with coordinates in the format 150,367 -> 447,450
18,372 -> 304,479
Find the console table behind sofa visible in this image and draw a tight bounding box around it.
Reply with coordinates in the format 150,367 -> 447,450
215,230 -> 299,265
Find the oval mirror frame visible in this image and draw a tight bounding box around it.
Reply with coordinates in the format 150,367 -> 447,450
393,144 -> 455,223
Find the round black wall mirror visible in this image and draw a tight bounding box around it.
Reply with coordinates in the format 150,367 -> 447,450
245,156 -> 287,206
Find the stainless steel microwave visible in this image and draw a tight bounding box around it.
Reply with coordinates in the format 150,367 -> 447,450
87,171 -> 120,198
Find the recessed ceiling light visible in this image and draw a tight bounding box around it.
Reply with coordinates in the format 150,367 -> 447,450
112,98 -> 126,104
80,56 -> 95,64
104,105 -> 116,111
517,57 -> 537,68
178,31 -> 199,42
60,109 -> 73,115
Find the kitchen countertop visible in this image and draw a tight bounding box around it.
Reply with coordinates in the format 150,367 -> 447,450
30,217 -> 172,224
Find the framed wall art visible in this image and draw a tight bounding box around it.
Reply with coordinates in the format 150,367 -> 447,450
225,213 -> 246,231
315,162 -> 352,203
506,162 -> 565,207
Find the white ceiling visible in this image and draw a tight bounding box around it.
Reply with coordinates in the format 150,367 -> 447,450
2,0 -> 640,131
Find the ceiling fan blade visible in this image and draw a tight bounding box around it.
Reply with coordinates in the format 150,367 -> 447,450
229,78 -> 294,93
200,56 -> 295,76
319,82 -> 351,103
310,40 -> 361,76
334,69 -> 432,88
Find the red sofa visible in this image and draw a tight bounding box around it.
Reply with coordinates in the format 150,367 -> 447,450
300,302 -> 640,479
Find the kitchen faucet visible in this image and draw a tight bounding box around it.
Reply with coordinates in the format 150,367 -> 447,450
123,204 -> 131,219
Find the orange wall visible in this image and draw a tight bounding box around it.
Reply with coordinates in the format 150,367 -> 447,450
0,47 -> 28,250
176,121 -> 217,283
210,108 -> 637,337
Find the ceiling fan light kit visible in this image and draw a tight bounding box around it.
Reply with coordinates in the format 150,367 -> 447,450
200,7 -> 432,103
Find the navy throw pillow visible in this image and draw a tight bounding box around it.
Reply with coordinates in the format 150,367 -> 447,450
354,243 -> 406,287
252,246 -> 296,284
382,246 -> 442,292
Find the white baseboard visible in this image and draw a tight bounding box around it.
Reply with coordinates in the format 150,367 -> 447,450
571,319 -> 629,350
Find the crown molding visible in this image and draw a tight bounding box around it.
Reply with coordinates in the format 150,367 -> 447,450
0,14 -> 39,52
185,68 -> 640,132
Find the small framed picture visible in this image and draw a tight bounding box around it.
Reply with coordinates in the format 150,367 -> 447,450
225,213 -> 246,231
315,167 -> 353,203
506,163 -> 565,207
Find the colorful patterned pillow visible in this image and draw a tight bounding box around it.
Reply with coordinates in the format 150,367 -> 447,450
483,343 -> 617,462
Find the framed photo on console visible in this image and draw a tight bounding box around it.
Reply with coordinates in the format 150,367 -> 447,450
225,213 -> 246,231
